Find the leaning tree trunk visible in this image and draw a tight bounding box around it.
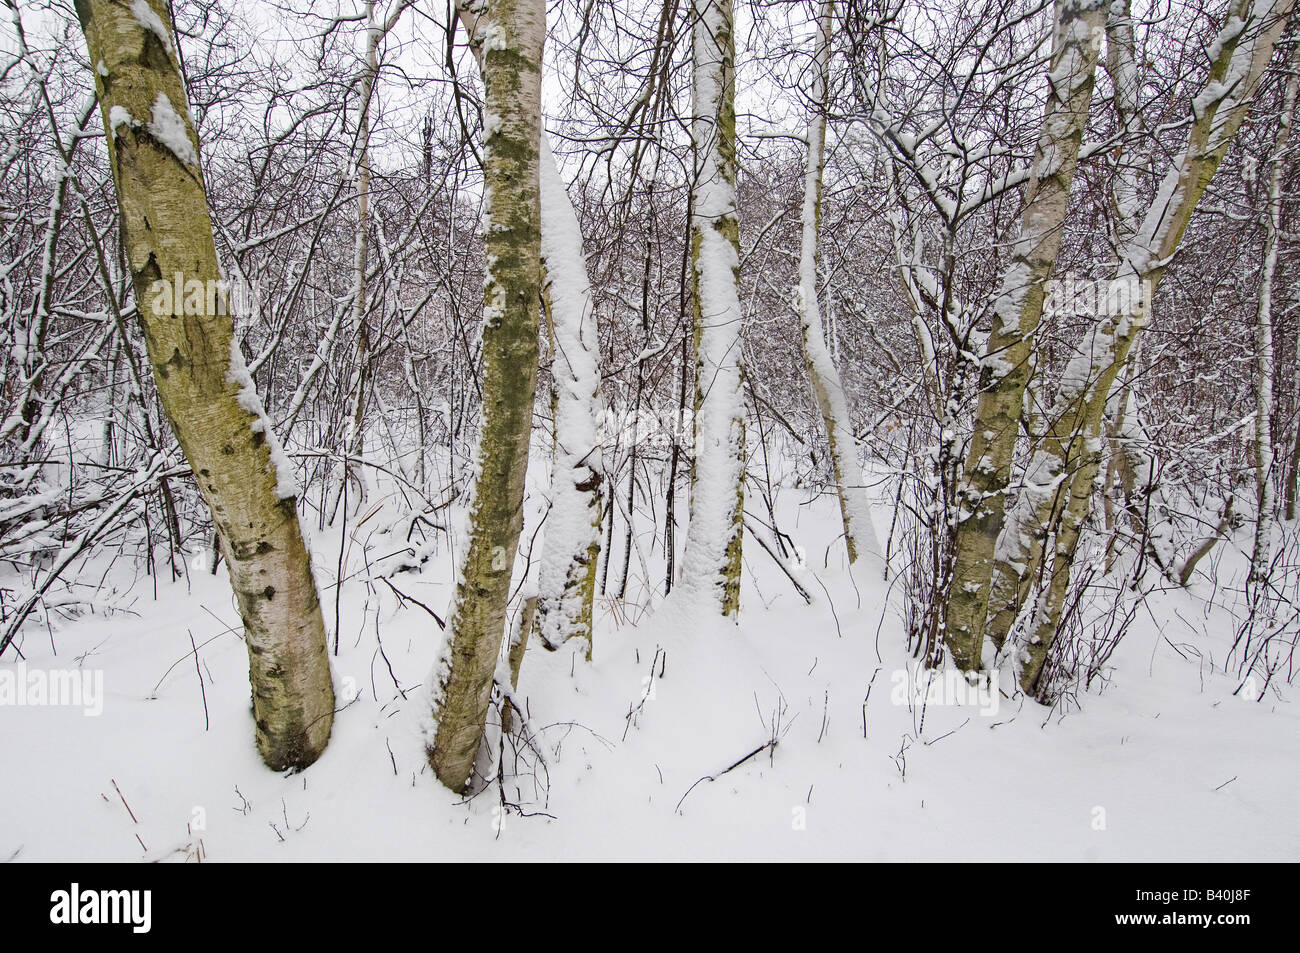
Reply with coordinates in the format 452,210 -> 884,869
75,0 -> 334,769
427,0 -> 544,793
991,0 -> 1152,644
680,0 -> 746,617
942,0 -> 1108,672
1017,0 -> 1295,697
796,0 -> 882,570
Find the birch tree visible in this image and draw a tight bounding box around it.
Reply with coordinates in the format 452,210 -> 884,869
1247,43 -> 1298,592
74,0 -> 335,769
840,0 -> 1093,663
1098,0 -> 1155,559
535,133 -> 606,657
454,0 -> 606,659
427,0 -> 544,793
1287,314 -> 1300,522
332,0 -> 417,519
337,0 -> 380,518
680,0 -> 746,616
796,0 -> 882,569
943,0 -> 1109,671
1015,0 -> 1296,696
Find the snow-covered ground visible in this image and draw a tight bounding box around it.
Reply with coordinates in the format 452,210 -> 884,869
2,477 -> 1297,862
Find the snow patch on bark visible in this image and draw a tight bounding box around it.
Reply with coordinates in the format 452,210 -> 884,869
147,93 -> 198,167
226,337 -> 300,501
131,0 -> 175,55
109,106 -> 136,134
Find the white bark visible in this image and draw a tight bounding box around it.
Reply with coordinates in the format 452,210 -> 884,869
455,2 -> 606,657
76,0 -> 335,768
796,0 -> 883,569
1015,0 -> 1296,695
1249,47 -> 1298,584
678,0 -> 746,617
339,0 -> 381,515
535,132 -> 606,655
945,0 -> 1109,668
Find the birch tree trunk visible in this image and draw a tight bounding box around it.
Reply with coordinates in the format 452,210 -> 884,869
534,132 -> 605,657
993,0 -> 1155,638
943,0 -> 1108,671
75,0 -> 334,769
1017,0 -> 1295,697
1099,0 -> 1149,546
1288,345 -> 1300,522
456,0 -> 605,660
1248,48 -> 1298,589
680,0 -> 746,617
985,387 -> 1055,650
796,0 -> 882,570
428,0 -> 544,793
340,0 -> 380,517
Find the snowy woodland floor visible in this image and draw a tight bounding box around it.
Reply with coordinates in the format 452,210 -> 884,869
3,461 -> 1299,863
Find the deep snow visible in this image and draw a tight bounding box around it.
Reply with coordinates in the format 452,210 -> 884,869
2,473 -> 1297,862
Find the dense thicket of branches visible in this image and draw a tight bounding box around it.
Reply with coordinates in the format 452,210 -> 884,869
2,0 -> 1297,764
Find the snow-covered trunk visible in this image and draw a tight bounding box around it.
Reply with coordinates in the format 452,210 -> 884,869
1099,0 -> 1192,583
1176,496 -> 1236,586
279,297 -> 347,435
1101,0 -> 1154,559
76,0 -> 334,769
400,319 -> 428,488
796,0 -> 882,570
1106,380 -> 1181,578
665,334 -> 690,592
428,0 -> 544,793
1104,0 -> 1143,248
943,0 -> 1108,671
679,0 -> 746,617
535,132 -> 605,658
986,397 -> 1061,653
499,595 -> 536,736
1248,52 -> 1296,586
457,0 -> 606,660
339,0 -> 380,517
1105,351 -> 1155,562
1017,0 -> 1294,697
1288,352 -> 1300,522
